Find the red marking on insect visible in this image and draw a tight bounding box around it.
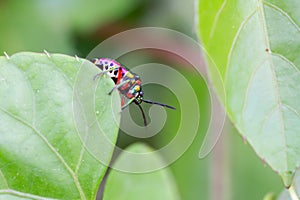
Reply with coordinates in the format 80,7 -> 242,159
91,58 -> 176,126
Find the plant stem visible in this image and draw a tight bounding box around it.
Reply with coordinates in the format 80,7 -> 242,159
288,183 -> 299,200
210,119 -> 231,200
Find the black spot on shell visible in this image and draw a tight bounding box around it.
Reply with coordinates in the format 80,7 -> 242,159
112,77 -> 117,84
114,70 -> 118,75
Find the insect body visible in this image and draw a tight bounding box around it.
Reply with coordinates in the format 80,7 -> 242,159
91,58 -> 176,126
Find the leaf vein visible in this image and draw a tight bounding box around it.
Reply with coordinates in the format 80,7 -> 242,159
209,0 -> 228,38
259,105 -> 278,137
272,53 -> 300,73
73,82 -> 89,175
258,0 -> 288,170
241,58 -> 269,129
0,108 -> 86,200
0,170 -> 9,189
282,103 -> 300,121
263,1 -> 300,32
225,8 -> 259,84
0,189 -> 58,200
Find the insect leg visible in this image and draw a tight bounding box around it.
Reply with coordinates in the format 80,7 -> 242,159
93,66 -> 119,80
142,99 -> 176,110
121,98 -> 136,110
108,80 -> 130,95
93,72 -> 104,80
136,103 -> 147,126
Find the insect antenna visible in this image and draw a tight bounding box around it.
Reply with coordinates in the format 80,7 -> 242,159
142,99 -> 176,110
136,103 -> 147,126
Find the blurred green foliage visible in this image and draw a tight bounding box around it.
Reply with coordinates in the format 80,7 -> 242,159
0,0 -> 140,54
0,0 -> 284,199
103,143 -> 180,200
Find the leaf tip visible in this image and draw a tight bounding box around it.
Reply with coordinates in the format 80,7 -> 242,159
280,171 -> 295,188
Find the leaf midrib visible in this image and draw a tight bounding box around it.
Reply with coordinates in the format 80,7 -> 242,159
258,0 -> 288,171
224,0 -> 300,171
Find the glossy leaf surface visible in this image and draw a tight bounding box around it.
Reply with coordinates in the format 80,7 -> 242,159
0,52 -> 120,199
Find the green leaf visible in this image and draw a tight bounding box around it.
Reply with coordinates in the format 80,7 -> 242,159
198,0 -> 300,186
103,143 -> 180,200
0,52 -> 120,199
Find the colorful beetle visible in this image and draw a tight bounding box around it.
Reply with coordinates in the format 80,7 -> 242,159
91,58 -> 176,126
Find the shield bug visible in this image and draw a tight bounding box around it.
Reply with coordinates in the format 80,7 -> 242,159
91,58 -> 176,126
